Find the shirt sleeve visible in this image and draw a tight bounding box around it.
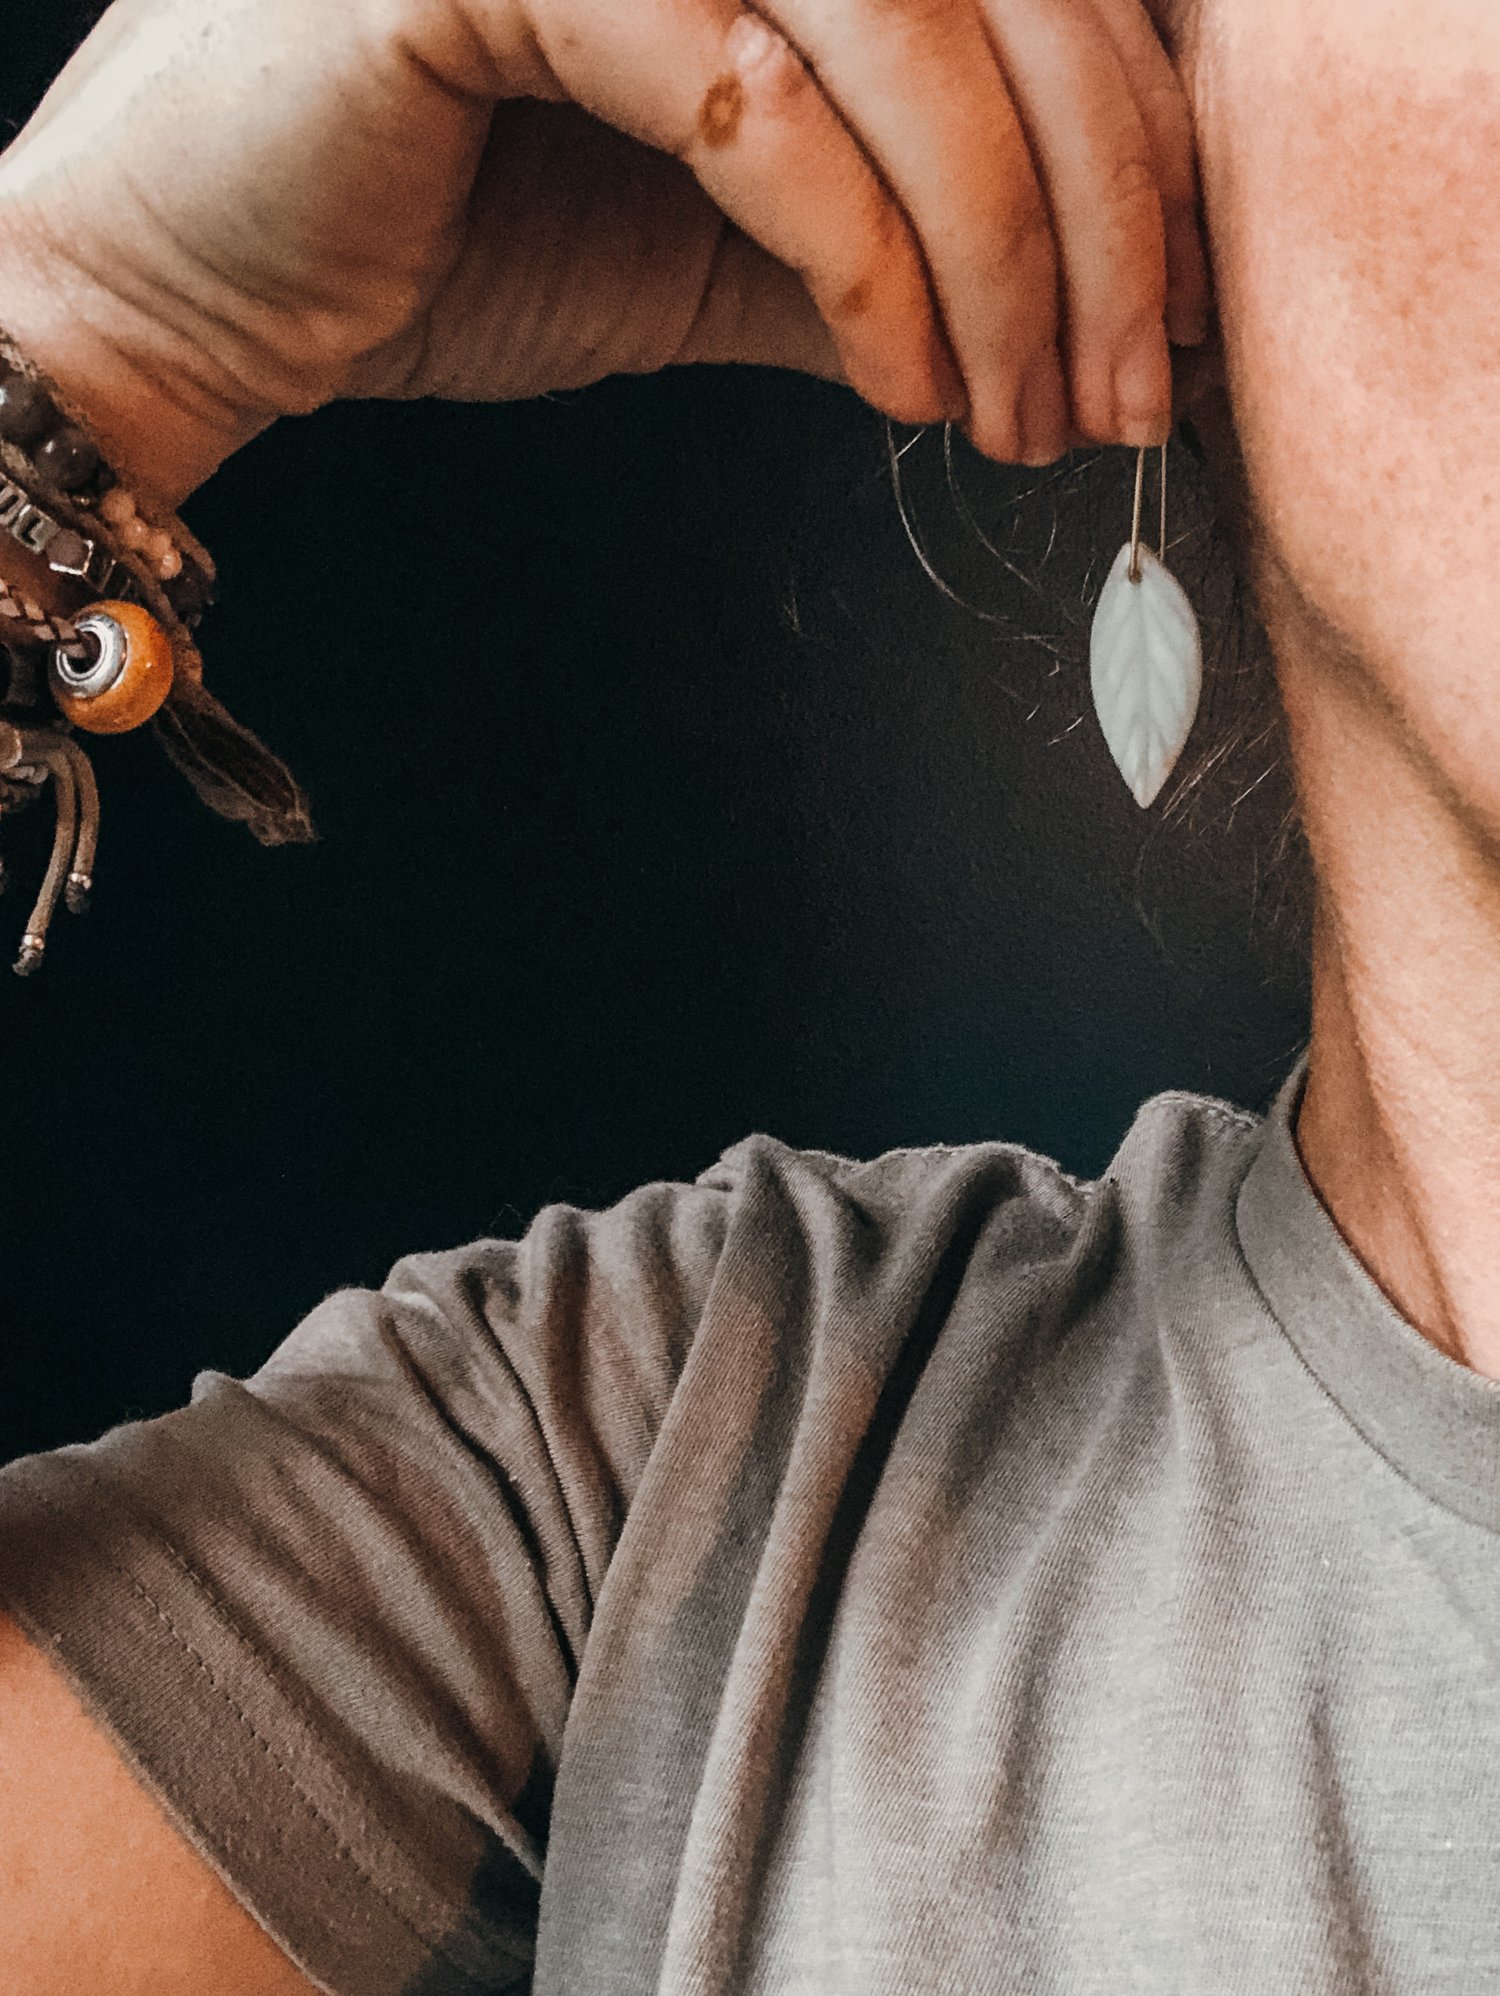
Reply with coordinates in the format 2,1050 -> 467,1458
0,1163 -> 737,1996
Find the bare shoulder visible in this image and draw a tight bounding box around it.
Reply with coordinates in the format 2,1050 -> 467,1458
0,1609 -> 318,1996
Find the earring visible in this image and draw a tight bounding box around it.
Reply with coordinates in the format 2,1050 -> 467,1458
1089,443 -> 1203,809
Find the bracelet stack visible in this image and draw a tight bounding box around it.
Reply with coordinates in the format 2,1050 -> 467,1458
0,325 -> 313,976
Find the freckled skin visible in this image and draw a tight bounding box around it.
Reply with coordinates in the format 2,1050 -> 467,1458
1189,0 -> 1500,1366
1194,0 -> 1500,831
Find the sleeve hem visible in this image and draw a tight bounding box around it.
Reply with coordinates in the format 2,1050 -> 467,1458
0,1454 -> 528,1996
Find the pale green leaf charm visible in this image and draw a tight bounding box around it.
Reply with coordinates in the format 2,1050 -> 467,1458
1089,543 -> 1203,809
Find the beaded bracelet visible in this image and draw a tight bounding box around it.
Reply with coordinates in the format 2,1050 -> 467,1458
0,466 -> 147,650
0,327 -> 216,624
0,326 -> 313,976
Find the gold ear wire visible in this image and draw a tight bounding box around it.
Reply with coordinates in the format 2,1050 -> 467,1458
1126,442 -> 1170,585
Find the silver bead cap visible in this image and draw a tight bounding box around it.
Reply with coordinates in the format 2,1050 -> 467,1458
52,609 -> 127,701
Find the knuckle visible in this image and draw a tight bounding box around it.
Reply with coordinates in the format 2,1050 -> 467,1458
694,14 -> 809,151
823,257 -> 890,331
731,14 -> 810,94
1102,149 -> 1163,234
860,0 -> 967,28
991,191 -> 1054,279
868,198 -> 923,285
856,203 -> 930,314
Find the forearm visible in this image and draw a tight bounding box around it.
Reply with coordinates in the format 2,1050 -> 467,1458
0,205 -> 268,509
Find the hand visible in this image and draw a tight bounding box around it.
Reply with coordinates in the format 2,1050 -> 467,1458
0,0 -> 1208,504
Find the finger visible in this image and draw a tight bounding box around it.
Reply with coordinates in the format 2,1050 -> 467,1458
521,0 -> 966,429
764,0 -> 1068,465
1087,0 -> 1211,346
671,224 -> 845,381
979,0 -> 1172,447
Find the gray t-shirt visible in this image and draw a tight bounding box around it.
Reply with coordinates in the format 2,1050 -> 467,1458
4,1051 -> 1500,1995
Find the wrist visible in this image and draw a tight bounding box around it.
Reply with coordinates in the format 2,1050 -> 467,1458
0,205 -> 271,510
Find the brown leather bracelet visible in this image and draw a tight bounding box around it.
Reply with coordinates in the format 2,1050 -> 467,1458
0,325 -> 216,628
0,323 -> 313,974
0,469 -> 148,643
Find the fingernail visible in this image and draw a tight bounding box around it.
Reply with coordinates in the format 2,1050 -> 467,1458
1164,301 -> 1212,349
1167,296 -> 1211,349
1114,332 -> 1173,448
1165,210 -> 1213,348
1020,352 -> 1070,465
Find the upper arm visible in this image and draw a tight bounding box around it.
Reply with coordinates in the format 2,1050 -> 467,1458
0,1610 -> 318,1995
0,1165 -> 739,1995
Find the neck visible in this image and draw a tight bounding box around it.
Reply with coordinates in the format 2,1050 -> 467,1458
1280,616 -> 1500,1378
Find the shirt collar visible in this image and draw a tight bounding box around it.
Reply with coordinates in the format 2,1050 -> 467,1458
1236,1051 -> 1500,1535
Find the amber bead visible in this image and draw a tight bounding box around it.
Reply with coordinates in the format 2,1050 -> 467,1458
52,602 -> 175,734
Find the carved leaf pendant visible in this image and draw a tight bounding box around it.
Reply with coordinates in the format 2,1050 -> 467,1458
1089,543 -> 1203,809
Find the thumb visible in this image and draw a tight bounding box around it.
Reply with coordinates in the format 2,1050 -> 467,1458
670,226 -> 845,384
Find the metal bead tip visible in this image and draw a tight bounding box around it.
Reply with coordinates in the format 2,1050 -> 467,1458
65,871 -> 92,915
13,934 -> 44,976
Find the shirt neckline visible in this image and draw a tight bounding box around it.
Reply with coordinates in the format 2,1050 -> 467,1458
1235,1052 -> 1500,1536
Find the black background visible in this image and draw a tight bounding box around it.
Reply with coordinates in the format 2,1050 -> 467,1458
0,5 -> 1308,1466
